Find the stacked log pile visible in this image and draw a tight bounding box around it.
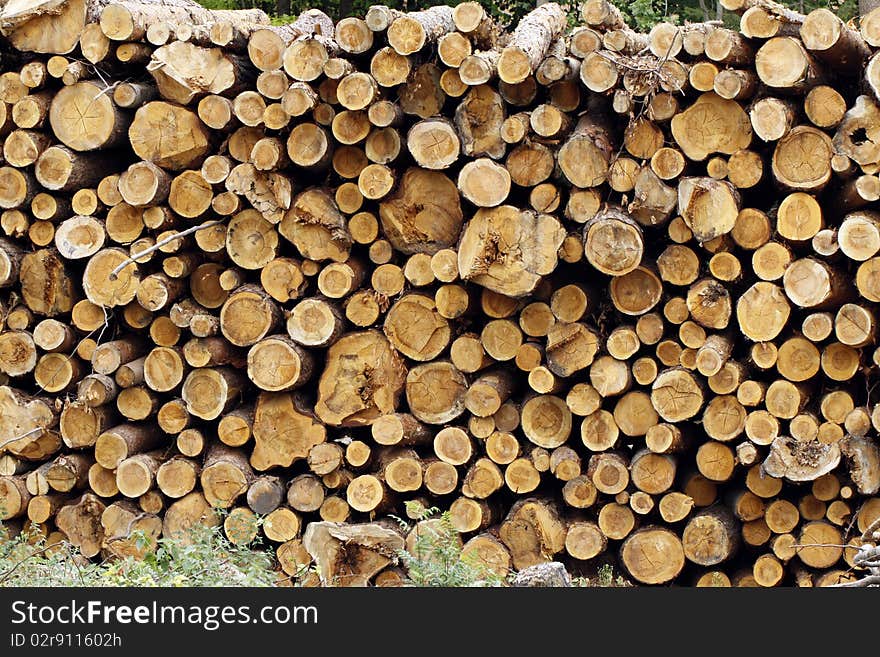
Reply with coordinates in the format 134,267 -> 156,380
1,0 -> 880,587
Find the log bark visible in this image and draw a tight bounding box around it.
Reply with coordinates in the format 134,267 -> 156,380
387,5 -> 454,56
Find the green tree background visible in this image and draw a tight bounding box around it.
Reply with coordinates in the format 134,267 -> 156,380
198,0 -> 860,30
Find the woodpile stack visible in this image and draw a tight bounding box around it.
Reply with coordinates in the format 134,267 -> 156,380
1,0 -> 880,587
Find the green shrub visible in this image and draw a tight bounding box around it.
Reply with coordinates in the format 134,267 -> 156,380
394,502 -> 506,587
572,564 -> 633,587
0,524 -> 104,587
0,513 -> 278,588
101,522 -> 278,587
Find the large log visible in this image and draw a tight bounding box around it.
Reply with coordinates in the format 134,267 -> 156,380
251,391 -> 325,471
387,6 -> 454,56
314,330 -> 407,427
620,526 -> 685,584
498,497 -> 566,570
147,42 -> 253,105
49,81 -> 130,151
458,205 -> 566,298
243,9 -> 330,71
671,92 -> 752,162
558,113 -> 613,189
55,492 -> 105,557
303,521 -> 404,586
378,168 -> 462,255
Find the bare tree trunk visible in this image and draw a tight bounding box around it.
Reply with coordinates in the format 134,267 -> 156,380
699,0 -> 712,21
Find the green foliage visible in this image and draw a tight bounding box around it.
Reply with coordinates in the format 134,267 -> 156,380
487,0 -> 548,27
197,0 -> 566,28
0,513 -> 278,588
0,524 -> 104,587
101,523 -> 277,587
197,0 -> 271,11
613,0 -> 860,29
607,0 -> 662,31
197,0 -> 863,34
270,13 -> 300,25
394,502 -> 506,587
572,564 -> 633,587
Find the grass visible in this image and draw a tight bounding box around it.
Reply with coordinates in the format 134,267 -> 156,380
572,564 -> 633,588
